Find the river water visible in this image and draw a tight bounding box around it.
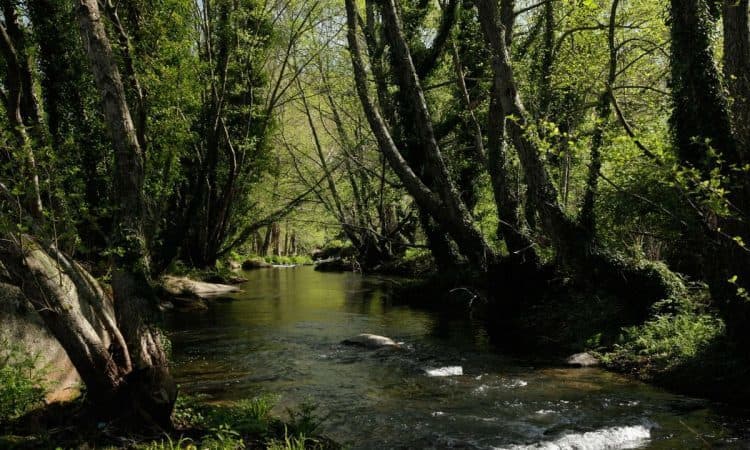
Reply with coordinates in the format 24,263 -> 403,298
165,267 -> 750,449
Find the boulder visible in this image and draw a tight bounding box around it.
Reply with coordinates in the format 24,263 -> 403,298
161,276 -> 241,300
241,259 -> 272,270
0,283 -> 110,403
566,352 -> 600,367
227,260 -> 242,271
342,333 -> 400,349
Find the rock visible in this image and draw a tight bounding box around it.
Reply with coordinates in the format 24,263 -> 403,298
425,366 -> 463,377
241,259 -> 272,270
342,333 -> 400,349
0,282 -> 98,403
228,260 -> 241,271
566,352 -> 600,367
162,276 -> 241,300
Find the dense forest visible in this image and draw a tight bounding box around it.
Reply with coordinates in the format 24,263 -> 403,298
1,0 -> 750,448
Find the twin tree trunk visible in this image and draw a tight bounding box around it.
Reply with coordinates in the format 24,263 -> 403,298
346,0 -> 495,269
2,0 -> 177,426
75,0 -> 176,423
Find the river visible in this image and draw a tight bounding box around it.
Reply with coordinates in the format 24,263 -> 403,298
165,266 -> 750,449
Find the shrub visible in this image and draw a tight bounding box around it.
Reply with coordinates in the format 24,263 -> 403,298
0,341 -> 46,423
285,400 -> 325,437
603,291 -> 725,376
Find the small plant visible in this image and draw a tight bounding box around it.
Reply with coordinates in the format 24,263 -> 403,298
171,394 -> 206,429
205,394 -> 279,436
0,340 -> 46,424
285,400 -> 325,437
603,292 -> 725,375
200,424 -> 245,449
139,435 -> 196,450
267,426 -> 320,450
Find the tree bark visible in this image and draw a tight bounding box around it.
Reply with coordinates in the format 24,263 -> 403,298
76,0 -> 175,425
0,18 -> 44,220
670,0 -> 738,174
0,235 -> 128,401
347,0 -> 494,269
723,0 -> 750,153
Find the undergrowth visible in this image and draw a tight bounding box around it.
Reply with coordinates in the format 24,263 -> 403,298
0,341 -> 47,424
139,394 -> 333,449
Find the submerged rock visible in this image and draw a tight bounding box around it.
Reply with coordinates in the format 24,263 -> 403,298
342,333 -> 400,349
566,352 -> 600,367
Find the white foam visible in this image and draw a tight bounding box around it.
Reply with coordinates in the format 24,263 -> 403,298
496,424 -> 652,450
503,379 -> 528,388
425,366 -> 463,377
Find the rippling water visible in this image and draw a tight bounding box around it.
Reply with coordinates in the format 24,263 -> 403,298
165,267 -> 750,449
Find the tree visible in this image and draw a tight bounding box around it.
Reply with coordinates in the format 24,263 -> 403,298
1,0 -> 177,427
346,0 -> 495,269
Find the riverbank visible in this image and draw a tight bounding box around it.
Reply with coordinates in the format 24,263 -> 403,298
1,393 -> 339,449
387,265 -> 750,410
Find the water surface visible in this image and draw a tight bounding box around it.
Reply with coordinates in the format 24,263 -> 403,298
166,267 -> 750,449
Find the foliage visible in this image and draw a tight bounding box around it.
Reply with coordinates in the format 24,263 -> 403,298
284,400 -> 325,437
0,342 -> 46,424
205,395 -> 279,436
603,290 -> 725,375
266,427 -> 321,450
263,255 -> 313,265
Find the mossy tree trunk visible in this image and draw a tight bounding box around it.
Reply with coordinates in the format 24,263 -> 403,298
75,0 -> 176,425
671,0 -> 750,350
476,0 -> 677,319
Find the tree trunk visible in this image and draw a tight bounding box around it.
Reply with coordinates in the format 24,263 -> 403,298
477,0 -> 584,265
476,0 -> 677,322
76,0 -> 175,425
482,0 -> 538,264
0,17 -> 44,220
723,0 -> 750,153
0,235 -> 129,402
346,0 -> 495,269
670,0 -> 738,174
671,0 -> 750,350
